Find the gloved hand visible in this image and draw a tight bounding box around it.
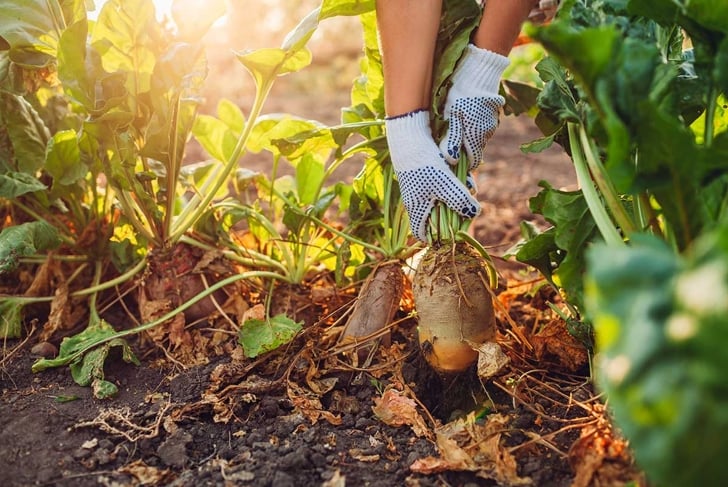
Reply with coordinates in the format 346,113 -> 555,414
439,44 -> 509,169
385,109 -> 480,241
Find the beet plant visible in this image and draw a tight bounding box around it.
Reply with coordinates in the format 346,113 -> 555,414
513,0 -> 728,482
0,0 -> 326,396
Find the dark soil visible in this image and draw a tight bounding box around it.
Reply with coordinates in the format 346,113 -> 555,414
1,115 -> 644,486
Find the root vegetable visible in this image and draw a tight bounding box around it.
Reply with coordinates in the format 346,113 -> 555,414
412,241 -> 496,373
339,261 -> 405,357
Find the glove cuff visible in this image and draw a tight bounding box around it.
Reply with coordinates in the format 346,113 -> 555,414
451,44 -> 510,96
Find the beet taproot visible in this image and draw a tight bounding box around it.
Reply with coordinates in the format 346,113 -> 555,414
412,241 -> 496,373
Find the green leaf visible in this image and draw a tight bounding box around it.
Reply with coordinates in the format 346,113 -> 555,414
0,221 -> 61,274
249,115 -> 327,161
520,133 -> 557,153
534,57 -> 579,123
34,316 -> 139,385
239,313 -> 302,358
92,379 -> 119,399
90,0 -> 157,95
70,335 -> 138,391
634,101 -> 706,249
0,92 -> 49,172
319,0 -> 375,20
70,343 -> 108,386
296,153 -> 325,205
270,123 -> 336,163
586,228 -> 728,486
0,1 -> 64,66
45,130 -> 86,185
57,16 -> 92,108
235,47 -> 312,90
532,21 -> 619,95
681,0 -> 728,35
528,182 -> 599,310
512,225 -> 560,283
33,316 -> 116,372
0,298 -> 25,339
217,98 -> 245,135
282,7 -> 320,53
0,171 -> 46,198
180,160 -> 229,200
192,114 -> 238,162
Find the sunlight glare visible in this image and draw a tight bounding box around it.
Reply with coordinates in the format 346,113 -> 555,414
90,0 -> 227,28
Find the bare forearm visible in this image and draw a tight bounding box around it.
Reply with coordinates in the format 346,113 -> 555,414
473,0 -> 539,55
376,0 -> 443,116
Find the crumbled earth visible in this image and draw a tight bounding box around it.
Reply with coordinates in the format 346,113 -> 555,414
1,116 -> 645,486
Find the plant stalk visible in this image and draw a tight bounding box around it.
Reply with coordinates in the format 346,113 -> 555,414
169,79 -> 275,243
568,123 -> 624,246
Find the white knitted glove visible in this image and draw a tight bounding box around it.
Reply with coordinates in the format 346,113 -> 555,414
386,109 -> 481,241
439,44 -> 509,169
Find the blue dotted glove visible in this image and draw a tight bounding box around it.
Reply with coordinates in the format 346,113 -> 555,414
385,109 -> 480,242
439,45 -> 509,170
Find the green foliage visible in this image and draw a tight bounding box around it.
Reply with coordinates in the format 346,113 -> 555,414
239,314 -> 303,359
0,221 -> 61,273
2,0 -> 327,387
513,0 -> 728,482
0,298 -> 25,338
587,228 -> 728,486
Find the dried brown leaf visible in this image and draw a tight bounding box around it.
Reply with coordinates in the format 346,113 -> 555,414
23,258 -> 53,297
242,303 -> 266,323
40,282 -> 71,341
410,413 -> 531,485
371,388 -> 429,437
531,318 -> 588,371
570,423 -> 643,487
349,448 -> 380,463
288,383 -> 342,426
118,459 -> 172,485
475,341 -> 510,379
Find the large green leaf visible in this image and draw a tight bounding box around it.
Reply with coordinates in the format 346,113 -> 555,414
587,230 -> 728,486
57,15 -> 92,108
235,47 -> 312,91
216,98 -> 245,135
0,221 -> 61,274
527,182 -> 599,310
0,92 -> 49,173
533,21 -> 619,96
681,0 -> 728,35
192,114 -> 238,162
45,129 -> 85,186
0,1 -> 63,66
296,153 -> 326,205
0,171 -> 46,198
90,0 -> 157,95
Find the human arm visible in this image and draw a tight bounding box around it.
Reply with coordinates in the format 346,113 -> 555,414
439,0 -> 540,167
377,0 -> 479,241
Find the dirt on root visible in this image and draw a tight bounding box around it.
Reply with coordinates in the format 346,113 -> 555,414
1,115 -> 645,487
